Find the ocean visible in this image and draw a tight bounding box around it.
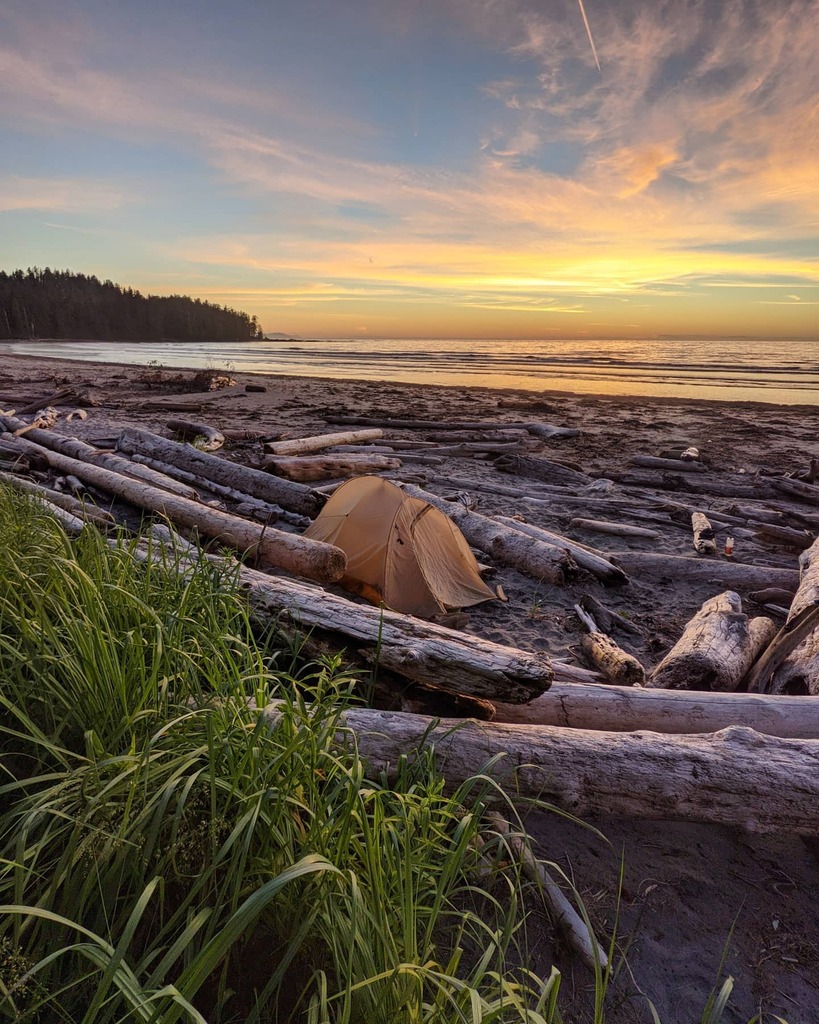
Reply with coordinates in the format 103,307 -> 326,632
2,336 -> 817,405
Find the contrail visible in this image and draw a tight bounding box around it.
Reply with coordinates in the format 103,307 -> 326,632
577,0 -> 601,71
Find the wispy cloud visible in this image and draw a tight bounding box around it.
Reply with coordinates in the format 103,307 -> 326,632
0,175 -> 132,212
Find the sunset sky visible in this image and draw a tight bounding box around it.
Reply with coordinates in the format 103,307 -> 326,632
1,0 -> 817,340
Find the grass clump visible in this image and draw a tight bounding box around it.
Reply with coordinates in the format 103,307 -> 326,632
0,490 -> 565,1023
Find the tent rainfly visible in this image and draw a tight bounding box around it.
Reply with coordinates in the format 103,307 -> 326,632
303,476 -> 497,618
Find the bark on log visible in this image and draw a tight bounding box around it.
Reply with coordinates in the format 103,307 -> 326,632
607,552 -> 800,591
2,435 -> 345,583
691,512 -> 718,555
399,485 -> 574,584
495,454 -> 592,489
117,426 -> 323,516
265,429 -> 384,455
494,517 -> 628,586
237,564 -> 553,703
757,536 -> 819,695
263,454 -> 401,481
258,702 -> 819,834
569,518 -> 660,540
166,419 -> 225,452
648,591 -> 776,692
326,416 -> 581,439
491,681 -> 819,739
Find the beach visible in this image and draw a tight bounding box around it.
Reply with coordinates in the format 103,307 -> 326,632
2,349 -> 819,1021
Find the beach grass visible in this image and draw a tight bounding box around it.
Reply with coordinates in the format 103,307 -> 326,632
0,490 -> 765,1022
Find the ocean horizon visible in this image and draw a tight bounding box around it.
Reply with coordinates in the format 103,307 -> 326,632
2,336 -> 817,405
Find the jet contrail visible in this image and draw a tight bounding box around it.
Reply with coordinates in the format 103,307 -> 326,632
577,0 -> 601,71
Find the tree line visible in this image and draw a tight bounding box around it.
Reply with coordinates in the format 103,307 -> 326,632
0,268 -> 264,342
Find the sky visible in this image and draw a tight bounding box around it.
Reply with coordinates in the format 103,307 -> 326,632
1,0 -> 817,340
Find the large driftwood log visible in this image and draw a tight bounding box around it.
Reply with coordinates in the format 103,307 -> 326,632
2,435 -> 345,583
494,454 -> 592,489
772,477 -> 819,505
607,552 -> 800,591
757,536 -> 819,694
494,517 -> 628,586
166,419 -> 225,452
259,702 -> 819,834
326,415 -> 581,439
616,471 -> 777,500
648,591 -> 776,691
263,453 -> 401,481
237,564 -> 553,703
398,485 -> 574,584
117,427 -> 323,516
0,470 -> 116,526
265,429 -> 384,455
492,681 -> 819,739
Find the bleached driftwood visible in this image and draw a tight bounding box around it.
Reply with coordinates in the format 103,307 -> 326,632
648,591 -> 776,691
265,429 -> 384,456
2,435 -> 345,583
399,486 -> 574,584
607,552 -> 800,591
691,512 -> 717,555
263,453 -> 401,481
0,470 -> 115,526
12,407 -> 59,435
492,682 -> 819,739
494,517 -> 628,586
237,564 -> 553,703
569,518 -> 660,540
756,536 -> 819,694
166,419 -> 225,452
574,605 -> 645,686
326,415 -> 581,439
258,702 -> 819,834
117,427 -> 323,516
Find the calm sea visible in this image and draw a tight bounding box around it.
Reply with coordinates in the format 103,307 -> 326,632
2,337 -> 817,405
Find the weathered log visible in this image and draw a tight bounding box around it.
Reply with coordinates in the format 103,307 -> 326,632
495,454 -> 592,489
2,435 -> 345,583
648,591 -> 776,692
749,520 -> 815,549
757,536 -> 819,694
691,512 -> 717,555
492,681 -> 819,739
166,419 -> 225,452
326,416 -> 581,439
0,470 -> 116,526
263,454 -> 401,481
117,427 -> 323,516
494,517 -> 628,586
13,407 -> 59,435
577,631 -> 646,687
399,486 -> 573,584
258,702 -> 819,834
265,429 -> 384,456
748,587 -> 798,606
772,477 -> 819,505
579,594 -> 641,636
569,518 -> 660,540
237,564 -> 553,703
616,471 -> 777,500
608,551 -> 800,591
630,455 -> 707,473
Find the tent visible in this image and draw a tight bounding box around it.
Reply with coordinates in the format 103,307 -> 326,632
303,476 -> 497,617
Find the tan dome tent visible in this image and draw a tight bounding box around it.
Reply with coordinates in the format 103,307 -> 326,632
303,476 -> 496,618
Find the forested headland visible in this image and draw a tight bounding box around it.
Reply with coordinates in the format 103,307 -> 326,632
0,267 -> 263,342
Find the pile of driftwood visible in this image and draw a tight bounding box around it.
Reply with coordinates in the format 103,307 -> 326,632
3,401 -> 819,843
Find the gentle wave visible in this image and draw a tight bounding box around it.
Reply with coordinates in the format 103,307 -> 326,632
2,337 -> 817,405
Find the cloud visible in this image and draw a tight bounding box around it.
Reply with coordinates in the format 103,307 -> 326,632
0,175 -> 132,212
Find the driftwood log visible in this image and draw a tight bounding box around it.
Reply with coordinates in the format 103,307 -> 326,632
756,536 -> 819,694
263,453 -> 401,481
398,485 -> 574,584
326,416 -> 581,439
117,427 -> 323,516
494,517 -> 628,586
258,702 -> 819,835
265,429 -> 384,455
237,564 -> 553,703
492,681 -> 819,739
629,455 -> 707,473
569,518 -> 660,540
495,454 -> 592,489
772,477 -> 819,505
2,434 -> 345,583
648,591 -> 776,691
574,605 -> 645,686
616,471 -> 777,500
166,419 -> 225,452
691,512 -> 717,555
607,552 -> 800,591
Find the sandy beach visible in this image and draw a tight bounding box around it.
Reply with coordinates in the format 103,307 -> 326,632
2,350 -> 819,1022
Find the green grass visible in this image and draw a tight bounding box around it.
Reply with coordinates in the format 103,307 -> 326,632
0,489 -> 766,1022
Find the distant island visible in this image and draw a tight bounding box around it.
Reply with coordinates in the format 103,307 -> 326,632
0,267 -> 264,343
